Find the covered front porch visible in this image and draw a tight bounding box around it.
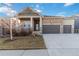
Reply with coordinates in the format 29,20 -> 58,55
17,16 -> 42,35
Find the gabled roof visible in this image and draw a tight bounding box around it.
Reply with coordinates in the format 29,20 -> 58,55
17,7 -> 40,16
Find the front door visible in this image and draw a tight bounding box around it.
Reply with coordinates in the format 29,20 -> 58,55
33,18 -> 40,31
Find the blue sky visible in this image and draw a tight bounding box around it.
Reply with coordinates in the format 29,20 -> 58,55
0,3 -> 79,17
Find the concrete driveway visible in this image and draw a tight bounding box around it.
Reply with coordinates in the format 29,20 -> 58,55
43,34 -> 79,56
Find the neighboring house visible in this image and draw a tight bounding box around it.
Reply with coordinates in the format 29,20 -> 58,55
0,17 -> 10,36
0,7 -> 79,35
74,15 -> 79,33
0,18 -> 3,36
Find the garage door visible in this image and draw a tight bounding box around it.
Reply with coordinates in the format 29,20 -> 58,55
43,25 -> 60,34
63,25 -> 72,33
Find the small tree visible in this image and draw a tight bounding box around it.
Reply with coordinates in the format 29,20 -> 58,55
9,18 -> 17,40
10,18 -> 13,40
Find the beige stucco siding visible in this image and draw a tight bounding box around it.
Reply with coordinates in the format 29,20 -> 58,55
63,19 -> 74,25
42,17 -> 64,25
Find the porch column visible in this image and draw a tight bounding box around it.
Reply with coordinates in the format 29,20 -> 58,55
31,17 -> 33,31
40,16 -> 42,34
60,24 -> 63,34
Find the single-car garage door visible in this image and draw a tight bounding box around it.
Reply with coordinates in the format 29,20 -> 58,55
63,25 -> 72,33
43,25 -> 60,34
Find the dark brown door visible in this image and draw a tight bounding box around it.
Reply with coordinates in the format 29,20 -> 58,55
34,18 -> 40,31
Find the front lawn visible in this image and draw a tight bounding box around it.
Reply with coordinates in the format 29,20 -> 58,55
0,35 -> 46,50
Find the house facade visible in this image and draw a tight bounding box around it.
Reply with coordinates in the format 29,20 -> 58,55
0,7 -> 78,36
15,7 -> 75,34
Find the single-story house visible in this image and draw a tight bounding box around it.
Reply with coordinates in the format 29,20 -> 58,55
15,7 -> 75,34
0,7 -> 78,36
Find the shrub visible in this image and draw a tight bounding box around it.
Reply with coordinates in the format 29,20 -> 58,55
13,28 -> 32,36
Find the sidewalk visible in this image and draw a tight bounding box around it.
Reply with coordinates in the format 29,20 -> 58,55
0,49 -> 48,56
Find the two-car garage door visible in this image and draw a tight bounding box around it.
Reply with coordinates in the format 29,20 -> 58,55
42,25 -> 72,34
42,25 -> 60,34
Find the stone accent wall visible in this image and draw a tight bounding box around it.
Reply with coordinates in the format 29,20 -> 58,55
42,16 -> 64,25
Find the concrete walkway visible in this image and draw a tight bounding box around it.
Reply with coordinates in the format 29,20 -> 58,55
43,34 -> 79,56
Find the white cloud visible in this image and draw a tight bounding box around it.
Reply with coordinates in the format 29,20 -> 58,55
64,3 -> 75,6
4,3 -> 12,6
35,9 -> 42,13
0,6 -> 17,16
34,4 -> 42,13
0,3 -> 12,7
36,4 -> 39,8
56,12 -> 66,16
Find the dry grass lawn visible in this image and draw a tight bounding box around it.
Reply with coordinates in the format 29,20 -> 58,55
0,35 -> 46,50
